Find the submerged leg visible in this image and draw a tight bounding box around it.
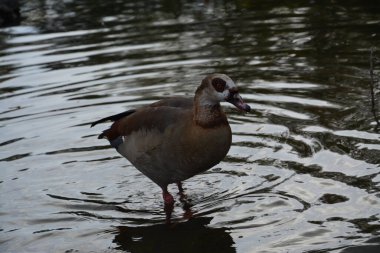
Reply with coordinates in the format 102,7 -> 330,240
176,182 -> 193,219
177,182 -> 184,193
162,186 -> 174,206
162,185 -> 174,223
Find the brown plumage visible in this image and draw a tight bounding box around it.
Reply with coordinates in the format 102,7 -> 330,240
91,73 -> 250,206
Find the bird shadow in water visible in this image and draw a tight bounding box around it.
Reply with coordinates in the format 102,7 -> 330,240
113,189 -> 235,252
112,216 -> 236,253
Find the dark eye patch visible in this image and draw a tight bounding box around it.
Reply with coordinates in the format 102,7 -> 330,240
212,78 -> 226,92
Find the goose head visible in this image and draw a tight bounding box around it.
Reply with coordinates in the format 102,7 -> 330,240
195,73 -> 251,112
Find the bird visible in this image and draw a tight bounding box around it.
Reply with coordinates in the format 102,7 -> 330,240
91,73 -> 251,207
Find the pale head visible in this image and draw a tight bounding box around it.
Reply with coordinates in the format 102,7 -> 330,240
196,73 -> 251,112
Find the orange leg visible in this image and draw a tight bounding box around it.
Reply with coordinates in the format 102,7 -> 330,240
162,186 -> 174,206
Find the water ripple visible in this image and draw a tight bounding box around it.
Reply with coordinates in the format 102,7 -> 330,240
1,1 -> 380,253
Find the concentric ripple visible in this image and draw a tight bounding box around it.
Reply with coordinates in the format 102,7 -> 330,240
1,1 -> 380,253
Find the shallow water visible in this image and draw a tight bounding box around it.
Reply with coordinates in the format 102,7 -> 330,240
1,1 -> 380,252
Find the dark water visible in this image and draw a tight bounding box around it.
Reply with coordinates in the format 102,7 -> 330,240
1,1 -> 380,252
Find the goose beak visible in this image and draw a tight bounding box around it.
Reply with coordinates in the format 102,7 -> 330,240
226,92 -> 251,112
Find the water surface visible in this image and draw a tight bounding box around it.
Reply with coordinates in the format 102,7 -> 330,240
1,1 -> 380,252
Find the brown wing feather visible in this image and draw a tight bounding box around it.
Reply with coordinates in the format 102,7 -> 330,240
98,107 -> 192,140
91,109 -> 136,127
94,97 -> 193,140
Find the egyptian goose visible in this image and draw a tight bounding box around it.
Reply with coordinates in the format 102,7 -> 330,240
91,74 -> 250,206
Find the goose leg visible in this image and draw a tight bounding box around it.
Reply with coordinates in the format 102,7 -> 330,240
162,186 -> 174,206
162,185 -> 174,223
177,182 -> 184,193
176,182 -> 193,219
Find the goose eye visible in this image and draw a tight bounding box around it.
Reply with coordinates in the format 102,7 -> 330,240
212,78 -> 226,92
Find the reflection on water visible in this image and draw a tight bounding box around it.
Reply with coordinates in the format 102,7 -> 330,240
1,0 -> 380,253
113,217 -> 235,253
